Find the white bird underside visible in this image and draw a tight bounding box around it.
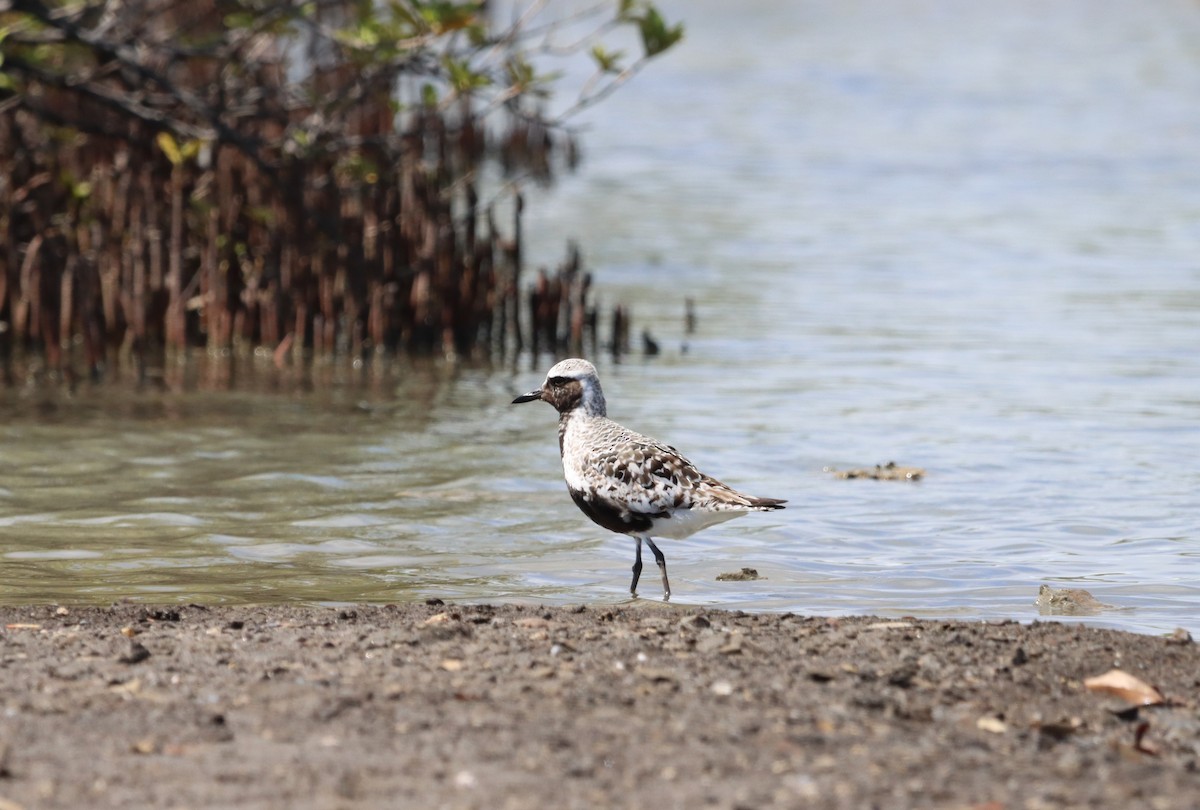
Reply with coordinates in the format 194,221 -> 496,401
636,506 -> 744,540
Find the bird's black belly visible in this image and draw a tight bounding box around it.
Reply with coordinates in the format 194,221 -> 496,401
568,487 -> 655,535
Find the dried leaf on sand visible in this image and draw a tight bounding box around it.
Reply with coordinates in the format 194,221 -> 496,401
1083,669 -> 1165,707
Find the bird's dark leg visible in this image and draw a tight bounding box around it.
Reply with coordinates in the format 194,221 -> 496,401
646,538 -> 671,601
630,536 -> 643,598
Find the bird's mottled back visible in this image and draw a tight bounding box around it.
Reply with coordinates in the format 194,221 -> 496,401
560,414 -> 783,534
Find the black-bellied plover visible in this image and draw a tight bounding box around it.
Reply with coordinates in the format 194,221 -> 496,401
513,358 -> 786,600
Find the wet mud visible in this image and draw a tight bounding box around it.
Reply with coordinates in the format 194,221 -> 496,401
1,603 -> 1197,809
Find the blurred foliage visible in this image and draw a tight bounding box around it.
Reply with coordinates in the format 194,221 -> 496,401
0,0 -> 684,170
0,1 -> 683,375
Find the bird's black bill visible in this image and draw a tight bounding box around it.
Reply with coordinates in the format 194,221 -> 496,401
512,390 -> 542,404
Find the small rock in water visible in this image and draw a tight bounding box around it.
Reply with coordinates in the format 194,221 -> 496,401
716,568 -> 763,582
1036,584 -> 1112,615
1166,627 -> 1193,645
825,461 -> 924,481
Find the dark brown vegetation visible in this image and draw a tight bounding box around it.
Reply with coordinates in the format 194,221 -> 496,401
0,0 -> 681,386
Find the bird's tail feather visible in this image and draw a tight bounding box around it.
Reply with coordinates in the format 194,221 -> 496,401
749,497 -> 786,510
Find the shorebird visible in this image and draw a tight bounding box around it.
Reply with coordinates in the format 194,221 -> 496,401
512,358 -> 786,600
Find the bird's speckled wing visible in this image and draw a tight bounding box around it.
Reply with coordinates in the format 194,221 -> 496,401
563,417 -> 767,516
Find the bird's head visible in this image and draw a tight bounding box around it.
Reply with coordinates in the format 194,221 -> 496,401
512,358 -> 607,416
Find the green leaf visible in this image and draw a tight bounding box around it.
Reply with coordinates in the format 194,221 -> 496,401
421,83 -> 439,106
247,206 -> 275,226
223,11 -> 256,30
357,22 -> 381,47
180,139 -> 203,161
590,45 -> 624,74
506,55 -> 535,88
444,57 -> 490,93
418,1 -> 483,35
156,131 -> 183,166
636,5 -> 684,58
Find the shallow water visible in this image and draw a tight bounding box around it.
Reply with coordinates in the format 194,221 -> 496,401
3,0 -> 1199,635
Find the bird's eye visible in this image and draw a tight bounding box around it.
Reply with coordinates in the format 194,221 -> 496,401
548,376 -> 571,386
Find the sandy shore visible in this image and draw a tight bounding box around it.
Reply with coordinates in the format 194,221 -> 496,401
1,602 -> 1196,809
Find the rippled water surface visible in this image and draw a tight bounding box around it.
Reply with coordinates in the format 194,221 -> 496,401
3,0 -> 1198,635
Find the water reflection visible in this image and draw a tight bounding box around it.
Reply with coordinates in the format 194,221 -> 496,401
3,1 -> 1200,636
